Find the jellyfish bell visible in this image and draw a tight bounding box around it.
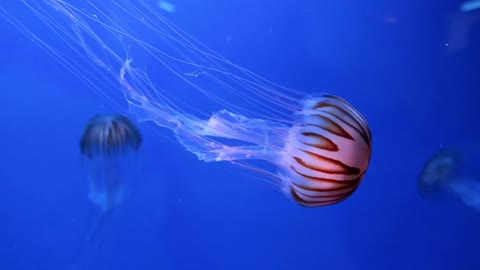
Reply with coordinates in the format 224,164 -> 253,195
274,94 -> 372,207
418,147 -> 461,197
1,0 -> 372,207
80,114 -> 142,159
419,143 -> 480,211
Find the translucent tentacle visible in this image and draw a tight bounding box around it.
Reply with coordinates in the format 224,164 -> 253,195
174,110 -> 288,162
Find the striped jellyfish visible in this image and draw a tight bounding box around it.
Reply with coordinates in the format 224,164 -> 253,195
1,0 -> 372,207
171,93 -> 371,207
281,95 -> 371,206
74,114 -> 141,269
419,143 -> 480,211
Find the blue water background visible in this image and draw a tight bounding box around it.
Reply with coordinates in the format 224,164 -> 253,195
1,0 -> 480,269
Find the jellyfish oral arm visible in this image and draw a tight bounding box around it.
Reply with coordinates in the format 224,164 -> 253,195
175,110 -> 289,163
130,101 -> 288,164
130,100 -> 288,163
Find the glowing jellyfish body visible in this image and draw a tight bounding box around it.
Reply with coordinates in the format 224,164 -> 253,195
1,0 -> 372,207
419,144 -> 480,211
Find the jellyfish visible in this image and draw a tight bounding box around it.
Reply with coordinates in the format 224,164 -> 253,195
0,0 -> 372,207
418,143 -> 480,211
75,113 -> 141,269
80,113 -> 142,212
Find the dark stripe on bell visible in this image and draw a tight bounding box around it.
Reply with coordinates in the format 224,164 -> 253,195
290,188 -> 351,207
314,101 -> 371,147
323,110 -> 371,147
291,177 -> 359,193
292,185 -> 356,201
290,165 -> 359,188
310,114 -> 354,140
300,132 -> 339,151
294,150 -> 360,175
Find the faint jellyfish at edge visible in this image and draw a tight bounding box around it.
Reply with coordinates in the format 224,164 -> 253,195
419,142 -> 480,211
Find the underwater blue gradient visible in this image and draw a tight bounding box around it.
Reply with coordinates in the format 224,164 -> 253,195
1,0 -> 480,269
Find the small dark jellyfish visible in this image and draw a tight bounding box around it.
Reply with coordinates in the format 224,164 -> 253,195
80,114 -> 142,212
72,114 -> 142,269
419,143 -> 480,211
